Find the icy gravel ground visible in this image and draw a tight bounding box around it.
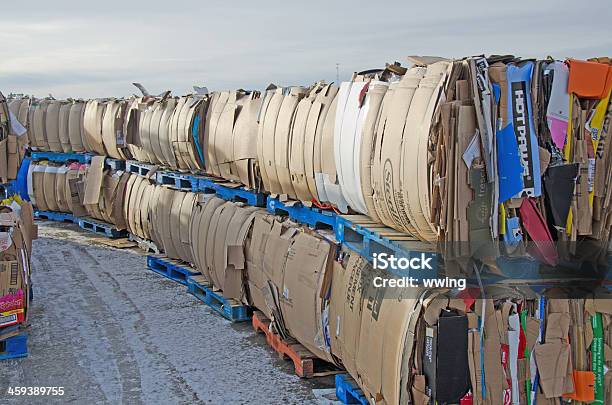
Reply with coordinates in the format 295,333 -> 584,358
0,221 -> 341,405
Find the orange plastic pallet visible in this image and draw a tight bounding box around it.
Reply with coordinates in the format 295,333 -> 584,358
252,311 -> 335,378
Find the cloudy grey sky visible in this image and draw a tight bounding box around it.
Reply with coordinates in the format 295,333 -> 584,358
1,0 -> 610,99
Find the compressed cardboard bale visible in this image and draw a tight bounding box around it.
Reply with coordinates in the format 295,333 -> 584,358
158,98 -> 178,167
146,100 -> 165,164
279,229 -> 337,364
258,88 -> 284,194
213,204 -> 259,299
232,94 -> 262,188
223,207 -> 261,302
139,102 -> 157,164
122,174 -> 140,236
169,97 -> 189,170
373,66 -> 426,234
334,77 -> 388,216
319,93 -> 348,211
400,61 -> 450,242
101,99 -> 127,160
189,195 -> 225,281
65,163 -> 86,215
274,86 -> 307,196
83,99 -> 107,155
31,99 -> 50,150
68,101 -> 86,152
57,102 -> 72,153
302,83 -> 338,202
205,202 -> 231,287
42,165 -> 60,212
205,91 -> 230,176
44,100 -> 63,152
27,163 -> 48,211
178,191 -> 197,263
210,202 -> 238,289
54,165 -> 70,212
244,212 -> 275,316
328,249 -> 369,377
156,186 -> 179,257
176,95 -> 207,171
289,84 -> 320,202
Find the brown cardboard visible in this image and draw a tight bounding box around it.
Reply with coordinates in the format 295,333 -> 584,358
275,87 -> 306,197
190,196 -> 225,282
212,202 -> 237,290
83,99 -> 107,155
45,100 -> 63,152
534,342 -> 571,398
258,88 -> 284,194
233,95 -> 262,188
279,229 -> 336,363
245,213 -> 275,316
68,101 -> 86,152
58,102 -> 72,153
83,156 -> 106,206
42,165 -> 59,212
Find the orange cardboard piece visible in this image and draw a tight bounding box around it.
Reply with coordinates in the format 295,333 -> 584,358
564,370 -> 595,402
568,59 -> 612,99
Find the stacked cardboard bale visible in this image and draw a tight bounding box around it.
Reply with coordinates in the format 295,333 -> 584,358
5,96 -> 30,180
124,94 -> 208,170
27,157 -> 128,229
0,199 -> 36,337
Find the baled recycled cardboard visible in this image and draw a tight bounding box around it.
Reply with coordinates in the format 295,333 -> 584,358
205,203 -> 229,288
233,95 -> 263,188
45,100 -> 63,152
83,156 -> 106,206
58,102 -> 72,153
355,266 -> 424,405
275,87 -> 306,197
205,91 -> 230,176
31,99 -> 49,150
319,93 -> 348,211
289,85 -> 319,201
83,99 -> 107,155
401,61 -> 450,241
306,84 -> 338,202
54,165 -> 69,212
375,66 -> 425,234
42,165 -> 59,212
262,220 -> 296,290
359,82 -> 388,221
158,98 -> 178,167
216,91 -> 241,180
222,206 -> 259,300
189,196 -> 225,282
101,99 -> 126,160
68,101 -> 86,152
245,213 -> 275,316
211,202 -> 238,290
279,229 -> 336,363
258,88 -> 284,194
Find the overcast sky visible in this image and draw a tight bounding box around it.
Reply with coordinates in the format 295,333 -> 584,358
1,0 -> 610,99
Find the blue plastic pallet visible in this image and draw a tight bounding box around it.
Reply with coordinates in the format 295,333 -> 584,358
156,171 -> 201,192
0,333 -> 28,360
30,151 -> 92,164
335,374 -> 368,405
78,217 -> 127,239
335,215 -> 438,279
147,255 -> 200,286
187,275 -> 251,322
105,158 -> 126,171
267,197 -> 336,230
34,210 -> 77,223
125,160 -> 156,177
198,177 -> 266,207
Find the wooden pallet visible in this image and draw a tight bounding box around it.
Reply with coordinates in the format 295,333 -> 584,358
252,311 -> 339,378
